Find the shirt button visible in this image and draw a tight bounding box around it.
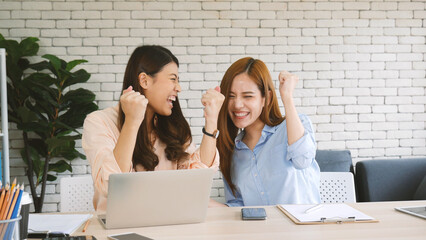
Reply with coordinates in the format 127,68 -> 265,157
252,156 -> 255,160
261,192 -> 264,195
254,174 -> 257,177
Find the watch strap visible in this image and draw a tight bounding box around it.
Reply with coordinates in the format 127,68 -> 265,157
202,127 -> 219,139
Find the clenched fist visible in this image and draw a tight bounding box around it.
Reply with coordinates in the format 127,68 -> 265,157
278,71 -> 299,100
201,86 -> 225,125
120,86 -> 149,126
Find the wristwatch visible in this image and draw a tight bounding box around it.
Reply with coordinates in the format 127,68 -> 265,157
202,127 -> 219,139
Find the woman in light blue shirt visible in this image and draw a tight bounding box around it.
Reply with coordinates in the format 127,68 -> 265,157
217,57 -> 320,207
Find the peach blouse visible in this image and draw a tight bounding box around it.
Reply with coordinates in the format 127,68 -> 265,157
82,105 -> 219,213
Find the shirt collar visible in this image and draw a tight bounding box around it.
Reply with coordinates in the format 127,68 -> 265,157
234,124 -> 277,149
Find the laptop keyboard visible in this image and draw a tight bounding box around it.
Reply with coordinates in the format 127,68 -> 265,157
43,237 -> 97,240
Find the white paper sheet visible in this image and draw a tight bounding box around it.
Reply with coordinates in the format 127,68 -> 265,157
279,204 -> 374,222
28,214 -> 92,234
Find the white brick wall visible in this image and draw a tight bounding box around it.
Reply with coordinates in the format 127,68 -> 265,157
0,0 -> 424,212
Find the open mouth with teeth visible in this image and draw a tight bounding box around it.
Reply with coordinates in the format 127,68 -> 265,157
167,96 -> 176,107
233,112 -> 249,119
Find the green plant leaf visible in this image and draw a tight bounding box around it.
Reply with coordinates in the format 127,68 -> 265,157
59,102 -> 98,129
25,72 -> 57,87
62,69 -> 91,89
19,37 -> 40,56
16,106 -> 38,123
0,39 -> 20,64
47,174 -> 57,182
42,54 -> 61,77
66,59 -> 87,71
62,88 -> 96,105
48,160 -> 72,173
29,60 -> 50,72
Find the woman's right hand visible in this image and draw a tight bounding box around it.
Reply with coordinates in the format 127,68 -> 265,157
120,86 -> 148,126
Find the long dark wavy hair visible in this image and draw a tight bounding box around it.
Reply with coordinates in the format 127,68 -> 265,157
217,57 -> 285,195
119,45 -> 191,171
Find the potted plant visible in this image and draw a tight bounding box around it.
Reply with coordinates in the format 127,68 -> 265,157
0,34 -> 98,212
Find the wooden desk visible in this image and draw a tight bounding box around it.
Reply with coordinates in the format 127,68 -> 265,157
75,201 -> 426,240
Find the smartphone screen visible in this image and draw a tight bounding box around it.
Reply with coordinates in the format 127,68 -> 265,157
241,207 -> 267,220
107,232 -> 154,240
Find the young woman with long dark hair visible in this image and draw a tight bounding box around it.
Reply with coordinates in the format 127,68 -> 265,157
83,46 -> 224,212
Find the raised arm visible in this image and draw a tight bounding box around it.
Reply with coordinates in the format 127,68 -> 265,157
279,71 -> 304,145
113,86 -> 148,172
199,86 -> 225,167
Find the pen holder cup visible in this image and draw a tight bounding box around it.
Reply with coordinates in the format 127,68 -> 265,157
0,216 -> 22,240
19,203 -> 30,240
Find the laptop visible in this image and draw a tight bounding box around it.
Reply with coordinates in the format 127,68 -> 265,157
98,168 -> 214,229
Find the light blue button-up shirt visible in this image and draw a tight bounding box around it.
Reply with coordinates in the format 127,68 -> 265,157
224,114 -> 321,207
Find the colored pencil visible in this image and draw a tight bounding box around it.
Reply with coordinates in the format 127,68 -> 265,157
11,184 -> 24,219
0,186 -> 11,220
0,185 -> 7,213
9,178 -> 16,193
6,184 -> 20,220
82,219 -> 91,232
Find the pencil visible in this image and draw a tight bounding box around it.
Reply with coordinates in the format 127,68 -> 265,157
9,178 -> 16,192
0,185 -> 11,220
0,185 -> 7,212
6,184 -> 20,220
82,219 -> 90,232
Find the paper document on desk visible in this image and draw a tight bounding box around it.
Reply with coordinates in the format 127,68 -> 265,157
29,213 -> 92,234
278,204 -> 374,223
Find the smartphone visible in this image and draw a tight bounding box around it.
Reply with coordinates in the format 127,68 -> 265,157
241,207 -> 267,220
107,232 -> 154,240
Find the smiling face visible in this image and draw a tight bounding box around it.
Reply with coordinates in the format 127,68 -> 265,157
227,73 -> 266,130
143,62 -> 181,116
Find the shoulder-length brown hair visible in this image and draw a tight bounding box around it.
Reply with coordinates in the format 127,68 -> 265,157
119,45 -> 191,171
217,57 -> 284,195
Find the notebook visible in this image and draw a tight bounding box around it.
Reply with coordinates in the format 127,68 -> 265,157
98,168 -> 214,229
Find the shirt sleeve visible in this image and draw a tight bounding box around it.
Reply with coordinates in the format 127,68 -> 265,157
285,114 -> 317,169
178,142 -> 220,170
82,111 -> 131,198
224,178 -> 244,207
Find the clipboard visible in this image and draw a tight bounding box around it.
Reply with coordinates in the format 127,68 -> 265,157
277,204 -> 379,225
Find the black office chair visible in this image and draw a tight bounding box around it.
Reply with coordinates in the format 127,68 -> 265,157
355,158 -> 426,202
315,149 -> 354,172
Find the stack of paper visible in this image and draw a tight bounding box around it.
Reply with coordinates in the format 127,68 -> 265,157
28,214 -> 92,235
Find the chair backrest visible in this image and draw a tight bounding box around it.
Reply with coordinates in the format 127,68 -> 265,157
355,158 -> 426,202
60,175 -> 94,212
320,172 -> 356,203
316,150 -> 354,173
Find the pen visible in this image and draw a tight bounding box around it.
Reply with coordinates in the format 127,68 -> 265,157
305,204 -> 323,214
82,219 -> 91,232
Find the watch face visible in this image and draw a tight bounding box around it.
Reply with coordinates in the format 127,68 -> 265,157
213,130 -> 219,138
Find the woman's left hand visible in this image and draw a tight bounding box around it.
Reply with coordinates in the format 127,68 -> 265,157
201,86 -> 225,124
278,71 -> 299,99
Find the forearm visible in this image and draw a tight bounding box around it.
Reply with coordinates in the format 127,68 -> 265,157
199,120 -> 217,167
209,199 -> 228,208
113,120 -> 140,172
282,94 -> 304,145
